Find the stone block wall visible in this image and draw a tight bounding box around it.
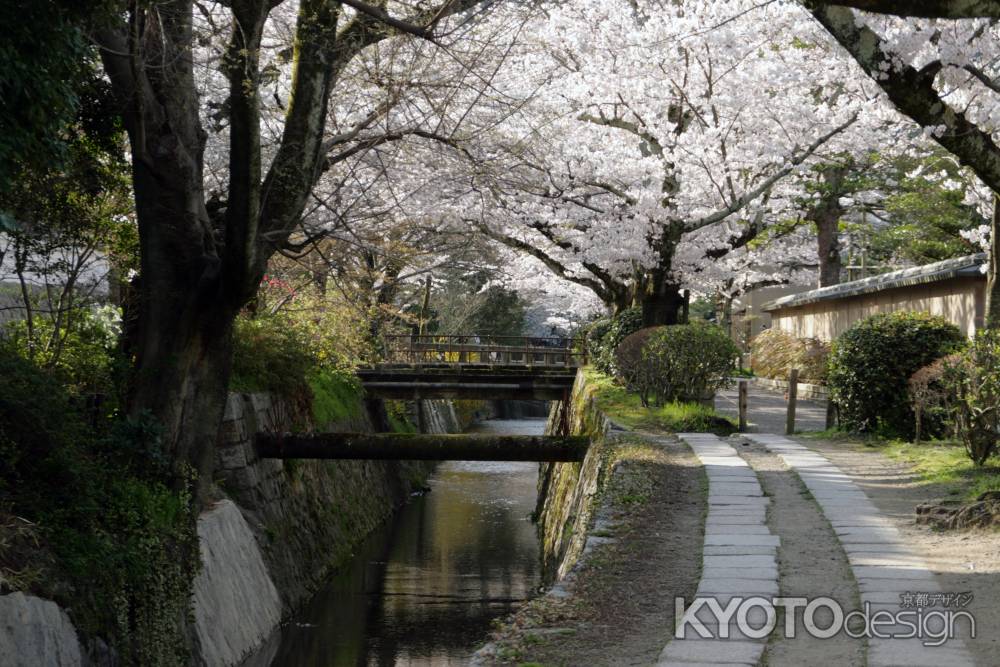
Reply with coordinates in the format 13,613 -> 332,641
191,392 -> 460,666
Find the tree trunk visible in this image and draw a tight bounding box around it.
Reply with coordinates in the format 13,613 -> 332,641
815,208 -> 843,287
641,225 -> 684,326
127,158 -> 240,502
641,281 -> 685,326
808,164 -> 847,287
986,194 -> 1000,329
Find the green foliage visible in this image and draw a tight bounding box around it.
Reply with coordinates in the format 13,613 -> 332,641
586,369 -> 736,435
0,349 -> 196,664
590,307 -> 643,374
616,323 -> 739,406
0,2 -> 106,188
946,331 -> 1000,465
464,285 -> 526,336
3,305 -> 124,401
827,312 -> 965,438
231,313 -> 316,396
751,329 -> 830,384
307,370 -> 362,426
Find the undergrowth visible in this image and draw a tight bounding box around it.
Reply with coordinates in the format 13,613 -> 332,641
585,369 -> 736,435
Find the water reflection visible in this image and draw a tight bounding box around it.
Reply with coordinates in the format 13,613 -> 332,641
253,419 -> 544,667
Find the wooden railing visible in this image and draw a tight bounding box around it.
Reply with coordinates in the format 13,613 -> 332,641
382,334 -> 587,367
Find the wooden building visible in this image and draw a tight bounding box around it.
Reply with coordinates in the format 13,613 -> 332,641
761,254 -> 986,341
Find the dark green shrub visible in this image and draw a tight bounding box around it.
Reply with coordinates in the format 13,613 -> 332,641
616,322 -> 738,405
0,349 -> 196,664
592,307 -> 643,374
584,316 -> 613,360
827,312 -> 964,437
751,329 -> 829,383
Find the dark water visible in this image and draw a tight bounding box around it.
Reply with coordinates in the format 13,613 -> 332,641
248,419 -> 544,667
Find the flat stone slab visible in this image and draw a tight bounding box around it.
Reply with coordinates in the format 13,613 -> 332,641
705,525 -> 772,535
658,639 -> 765,665
704,545 -> 777,556
697,578 -> 779,596
834,527 -> 902,543
704,534 -> 780,547
701,566 -> 778,580
853,566 -> 940,580
703,555 -> 776,568
868,639 -> 975,667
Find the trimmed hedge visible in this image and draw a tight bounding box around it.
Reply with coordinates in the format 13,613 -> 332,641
615,322 -> 738,406
751,329 -> 829,383
828,312 -> 964,437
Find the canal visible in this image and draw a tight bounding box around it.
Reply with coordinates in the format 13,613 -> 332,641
245,418 -> 545,666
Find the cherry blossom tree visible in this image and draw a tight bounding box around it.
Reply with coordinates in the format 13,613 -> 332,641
437,0 -> 888,326
93,0 -> 509,497
806,2 -> 1000,324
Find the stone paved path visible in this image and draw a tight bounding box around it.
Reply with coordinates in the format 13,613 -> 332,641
659,433 -> 977,667
657,434 -> 779,666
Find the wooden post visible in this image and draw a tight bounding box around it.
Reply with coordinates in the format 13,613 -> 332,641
786,368 -> 799,435
825,400 -> 837,430
681,289 -> 690,324
738,379 -> 748,433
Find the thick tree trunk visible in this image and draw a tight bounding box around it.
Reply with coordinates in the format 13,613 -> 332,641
127,162 -> 242,502
986,194 -> 1000,329
641,226 -> 684,326
641,281 -> 685,326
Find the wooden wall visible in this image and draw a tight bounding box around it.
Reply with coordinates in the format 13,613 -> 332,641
768,276 -> 985,341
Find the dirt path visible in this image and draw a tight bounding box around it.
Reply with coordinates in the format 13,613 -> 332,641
803,436 -> 1000,666
477,434 -> 705,666
739,442 -> 865,666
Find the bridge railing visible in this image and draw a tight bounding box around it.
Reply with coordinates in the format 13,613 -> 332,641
382,334 -> 587,367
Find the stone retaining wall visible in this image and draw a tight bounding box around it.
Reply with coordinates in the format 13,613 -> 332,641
535,370 -> 620,581
193,393 -> 460,666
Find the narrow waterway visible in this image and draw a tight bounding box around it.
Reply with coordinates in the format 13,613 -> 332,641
247,418 -> 545,667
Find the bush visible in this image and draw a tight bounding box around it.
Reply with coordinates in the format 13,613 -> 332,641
0,349 -> 196,664
614,327 -> 659,406
751,329 -> 830,383
590,307 -> 643,374
908,353 -> 962,443
946,331 -> 1000,465
2,304 -> 125,402
827,312 -> 965,437
616,322 -> 738,406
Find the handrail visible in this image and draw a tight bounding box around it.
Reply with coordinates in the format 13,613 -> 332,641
381,334 -> 587,367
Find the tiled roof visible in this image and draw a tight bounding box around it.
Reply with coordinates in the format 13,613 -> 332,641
762,253 -> 986,312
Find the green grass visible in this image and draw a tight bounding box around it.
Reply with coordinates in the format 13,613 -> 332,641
882,439 -> 1000,500
802,430 -> 1000,502
308,370 -> 362,426
584,368 -> 736,435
